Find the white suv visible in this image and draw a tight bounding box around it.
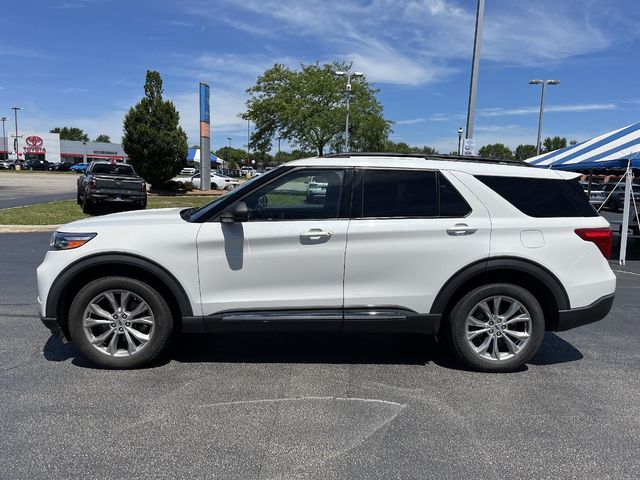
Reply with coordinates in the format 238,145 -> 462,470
37,154 -> 616,371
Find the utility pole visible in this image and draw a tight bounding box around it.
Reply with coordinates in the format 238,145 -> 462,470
11,107 -> 22,158
465,0 -> 485,141
529,79 -> 560,155
247,118 -> 250,163
1,117 -> 7,159
335,70 -> 364,152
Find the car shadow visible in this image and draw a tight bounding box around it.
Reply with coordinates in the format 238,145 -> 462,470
42,331 -> 583,371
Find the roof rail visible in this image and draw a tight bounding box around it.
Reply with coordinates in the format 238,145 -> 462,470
324,152 -> 530,167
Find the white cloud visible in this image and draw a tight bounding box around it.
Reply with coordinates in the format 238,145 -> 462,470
479,103 -> 617,117
395,118 -> 426,126
178,0 -> 637,88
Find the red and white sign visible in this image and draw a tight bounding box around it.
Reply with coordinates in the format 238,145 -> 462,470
23,135 -> 46,154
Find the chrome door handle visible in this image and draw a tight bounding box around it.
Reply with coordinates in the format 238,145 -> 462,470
446,223 -> 478,236
300,228 -> 333,240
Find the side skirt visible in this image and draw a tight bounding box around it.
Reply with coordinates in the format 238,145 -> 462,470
182,308 -> 441,334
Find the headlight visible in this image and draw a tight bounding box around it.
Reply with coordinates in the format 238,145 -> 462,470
50,232 -> 96,250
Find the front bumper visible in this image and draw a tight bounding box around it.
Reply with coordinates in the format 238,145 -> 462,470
40,315 -> 67,341
556,293 -> 615,331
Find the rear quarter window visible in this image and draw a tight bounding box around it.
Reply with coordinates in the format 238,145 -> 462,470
476,175 -> 598,218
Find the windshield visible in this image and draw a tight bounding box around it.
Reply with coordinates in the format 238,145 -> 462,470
92,163 -> 135,175
186,165 -> 286,222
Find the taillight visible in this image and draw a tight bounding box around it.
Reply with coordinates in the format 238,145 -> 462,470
141,182 -> 147,192
575,227 -> 613,259
88,178 -> 97,189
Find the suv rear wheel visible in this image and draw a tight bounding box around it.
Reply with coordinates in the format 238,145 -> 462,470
68,276 -> 174,369
447,283 -> 545,372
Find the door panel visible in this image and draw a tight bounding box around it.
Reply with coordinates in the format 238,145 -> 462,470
343,170 -> 491,314
196,168 -> 350,319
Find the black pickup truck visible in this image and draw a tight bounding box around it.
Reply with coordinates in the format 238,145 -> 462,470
77,161 -> 147,214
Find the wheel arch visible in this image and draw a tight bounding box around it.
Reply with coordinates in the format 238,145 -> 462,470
46,253 -> 193,337
430,257 -> 570,331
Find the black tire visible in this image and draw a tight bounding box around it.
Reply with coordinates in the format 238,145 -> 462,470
76,192 -> 82,205
212,183 -> 219,190
68,276 -> 174,369
447,283 -> 545,373
82,196 -> 96,215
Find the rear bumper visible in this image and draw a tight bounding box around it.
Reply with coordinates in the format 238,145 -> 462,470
556,293 -> 615,331
86,193 -> 146,203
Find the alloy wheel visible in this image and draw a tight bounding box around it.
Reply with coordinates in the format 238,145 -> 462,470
465,295 -> 532,362
82,289 -> 155,357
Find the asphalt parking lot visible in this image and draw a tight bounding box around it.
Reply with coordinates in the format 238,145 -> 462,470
1,233 -> 639,480
0,172 -> 77,209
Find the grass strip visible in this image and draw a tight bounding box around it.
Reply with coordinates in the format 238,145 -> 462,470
0,196 -> 218,225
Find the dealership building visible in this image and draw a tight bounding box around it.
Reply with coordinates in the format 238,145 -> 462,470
1,132 -> 127,163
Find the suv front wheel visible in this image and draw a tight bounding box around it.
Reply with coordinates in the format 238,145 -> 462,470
447,283 -> 545,372
68,276 -> 174,369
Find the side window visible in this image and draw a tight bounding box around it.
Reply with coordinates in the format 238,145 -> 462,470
439,174 -> 471,217
362,170 -> 437,217
476,175 -> 598,218
243,169 -> 344,221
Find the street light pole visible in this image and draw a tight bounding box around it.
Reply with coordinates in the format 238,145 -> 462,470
247,118 -> 250,163
465,0 -> 485,140
457,127 -> 463,155
1,117 -> 7,159
226,136 -> 232,148
335,70 -> 364,153
529,79 -> 560,155
11,107 -> 22,158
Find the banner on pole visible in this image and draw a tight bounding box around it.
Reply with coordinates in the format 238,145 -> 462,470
199,82 -> 211,190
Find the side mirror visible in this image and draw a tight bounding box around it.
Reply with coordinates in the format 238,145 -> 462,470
220,201 -> 248,223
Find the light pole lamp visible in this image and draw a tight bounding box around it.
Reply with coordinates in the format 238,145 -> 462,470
529,79 -> 560,155
226,136 -> 232,148
11,106 -> 22,158
335,70 -> 364,153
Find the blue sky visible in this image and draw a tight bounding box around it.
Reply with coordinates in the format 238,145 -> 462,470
1,0 -> 639,154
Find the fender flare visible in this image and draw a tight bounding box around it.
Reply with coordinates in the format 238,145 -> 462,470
45,253 -> 194,318
429,256 -> 570,315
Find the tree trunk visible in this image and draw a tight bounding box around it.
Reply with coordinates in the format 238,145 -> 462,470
317,145 -> 324,157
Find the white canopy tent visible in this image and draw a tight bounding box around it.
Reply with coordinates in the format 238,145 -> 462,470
526,122 -> 640,265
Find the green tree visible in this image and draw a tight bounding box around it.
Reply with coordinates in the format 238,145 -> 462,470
94,134 -> 111,143
122,70 -> 188,187
50,126 -> 89,142
514,144 -> 537,160
381,141 -> 439,154
214,146 -> 246,168
244,61 -> 392,156
543,136 -> 567,153
478,143 -> 514,159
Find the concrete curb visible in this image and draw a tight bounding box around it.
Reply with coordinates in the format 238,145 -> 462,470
0,225 -> 60,233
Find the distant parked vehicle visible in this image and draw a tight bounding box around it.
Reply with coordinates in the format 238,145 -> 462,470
601,183 -> 640,212
77,161 -> 147,214
180,167 -> 196,175
189,172 -> 239,190
47,162 -> 74,172
70,163 -> 89,173
22,159 -> 51,171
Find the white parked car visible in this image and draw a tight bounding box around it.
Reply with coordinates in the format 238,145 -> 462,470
189,172 -> 239,190
37,154 -> 615,371
180,167 -> 196,175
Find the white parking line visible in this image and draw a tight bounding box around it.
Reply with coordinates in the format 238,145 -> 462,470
612,269 -> 640,276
